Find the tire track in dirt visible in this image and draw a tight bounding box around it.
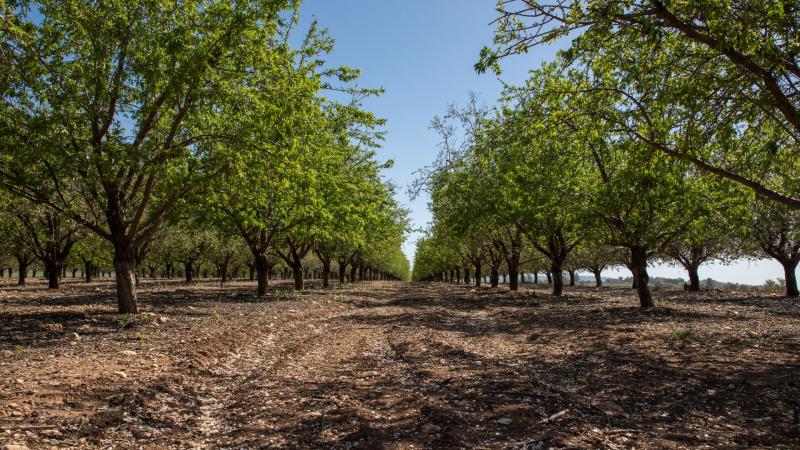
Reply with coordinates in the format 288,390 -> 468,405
189,285 -> 453,448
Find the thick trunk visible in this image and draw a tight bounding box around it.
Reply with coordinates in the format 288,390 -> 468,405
322,260 -> 331,288
687,264 -> 701,292
84,261 -> 93,283
256,253 -> 269,297
45,259 -> 60,289
551,263 -> 563,296
338,261 -> 347,284
113,246 -> 139,314
534,272 -> 538,284
490,266 -> 499,288
184,261 -> 193,283
474,262 -> 481,287
629,246 -> 653,308
358,262 -> 365,282
350,265 -> 358,283
545,271 -> 552,284
568,269 -> 576,287
781,259 -> 799,297
508,265 -> 519,291
17,262 -> 28,286
248,264 -> 255,281
292,262 -> 304,291
593,270 -> 602,287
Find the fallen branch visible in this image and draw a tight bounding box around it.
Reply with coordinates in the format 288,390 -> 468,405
547,409 -> 569,422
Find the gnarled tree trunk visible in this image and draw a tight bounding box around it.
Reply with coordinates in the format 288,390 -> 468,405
780,259 -> 799,297
629,246 -> 653,308
113,245 -> 139,314
256,253 -> 269,296
592,269 -> 602,287
551,264 -> 563,296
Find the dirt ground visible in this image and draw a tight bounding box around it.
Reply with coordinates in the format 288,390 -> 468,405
0,279 -> 798,449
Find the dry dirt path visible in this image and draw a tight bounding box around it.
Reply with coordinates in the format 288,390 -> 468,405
1,280 -> 799,449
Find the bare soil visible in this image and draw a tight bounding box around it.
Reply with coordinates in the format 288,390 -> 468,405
0,280 -> 798,449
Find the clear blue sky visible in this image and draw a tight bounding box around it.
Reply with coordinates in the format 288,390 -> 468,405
296,0 -> 785,285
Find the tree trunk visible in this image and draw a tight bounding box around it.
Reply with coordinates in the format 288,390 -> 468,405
629,246 -> 653,308
256,253 -> 269,297
545,271 -> 552,284
338,261 -> 347,284
568,269 -> 576,287
45,259 -> 60,289
322,260 -> 331,288
17,262 -> 28,286
184,261 -> 193,283
84,261 -> 94,283
534,272 -> 538,284
551,263 -> 563,296
474,262 -> 481,287
781,259 -> 799,297
292,262 -> 304,291
350,264 -> 358,283
248,264 -> 255,281
490,266 -> 499,288
687,264 -> 701,292
113,246 -> 139,314
593,270 -> 602,287
508,265 -> 519,291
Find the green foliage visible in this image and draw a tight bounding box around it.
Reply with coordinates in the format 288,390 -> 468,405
412,1 -> 800,305
481,0 -> 800,208
0,1 -> 409,307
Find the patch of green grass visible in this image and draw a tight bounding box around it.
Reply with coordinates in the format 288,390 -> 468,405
672,328 -> 695,343
118,313 -> 133,330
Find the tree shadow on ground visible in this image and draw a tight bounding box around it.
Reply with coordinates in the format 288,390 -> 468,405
211,329 -> 799,448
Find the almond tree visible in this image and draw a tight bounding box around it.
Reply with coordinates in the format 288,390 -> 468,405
1,0 -> 298,312
742,197 -> 800,297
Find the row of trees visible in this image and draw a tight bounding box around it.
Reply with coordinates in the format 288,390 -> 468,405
1,0 -> 409,313
413,0 -> 800,307
0,218 -> 408,287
